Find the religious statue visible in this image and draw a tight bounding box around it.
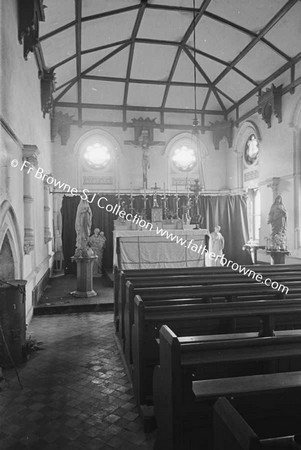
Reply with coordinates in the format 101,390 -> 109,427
89,228 -> 106,276
75,198 -> 93,256
207,226 -> 225,266
182,198 -> 191,224
267,195 -> 287,249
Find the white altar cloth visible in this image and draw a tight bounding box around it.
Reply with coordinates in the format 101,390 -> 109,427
114,229 -> 209,269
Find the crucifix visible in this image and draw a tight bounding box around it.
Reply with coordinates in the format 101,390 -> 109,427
124,118 -> 165,189
189,179 -> 203,217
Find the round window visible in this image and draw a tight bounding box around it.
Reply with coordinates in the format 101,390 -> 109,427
171,145 -> 197,172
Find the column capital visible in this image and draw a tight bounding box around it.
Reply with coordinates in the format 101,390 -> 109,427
23,144 -> 40,167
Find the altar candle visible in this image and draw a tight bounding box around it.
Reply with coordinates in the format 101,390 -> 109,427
176,182 -> 177,194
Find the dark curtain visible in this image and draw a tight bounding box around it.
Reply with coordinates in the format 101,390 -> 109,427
199,195 -> 252,265
61,193 -> 252,273
61,194 -> 117,274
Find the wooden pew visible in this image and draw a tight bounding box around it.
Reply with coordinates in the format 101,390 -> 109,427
132,296 -> 301,406
117,268 -> 301,343
153,325 -> 301,450
114,264 -> 301,332
124,280 -> 301,363
213,397 -> 301,450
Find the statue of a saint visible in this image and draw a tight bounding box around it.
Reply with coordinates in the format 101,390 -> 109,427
207,225 -> 225,266
89,228 -> 106,275
267,195 -> 287,249
75,199 -> 93,255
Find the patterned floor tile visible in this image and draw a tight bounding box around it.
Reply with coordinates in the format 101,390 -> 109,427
0,312 -> 155,449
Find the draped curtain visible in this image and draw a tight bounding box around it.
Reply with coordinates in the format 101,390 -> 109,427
61,193 -> 252,273
199,195 -> 252,265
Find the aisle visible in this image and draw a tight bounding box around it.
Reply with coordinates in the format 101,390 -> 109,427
0,313 -> 154,449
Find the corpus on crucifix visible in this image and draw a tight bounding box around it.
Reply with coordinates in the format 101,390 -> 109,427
189,179 -> 203,226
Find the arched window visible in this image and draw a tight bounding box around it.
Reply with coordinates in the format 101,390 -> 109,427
75,130 -> 120,190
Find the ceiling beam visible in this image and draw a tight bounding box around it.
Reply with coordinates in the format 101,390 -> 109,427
39,21 -> 76,42
184,47 -> 227,115
123,0 -> 148,127
160,0 -> 212,112
40,5 -> 140,42
82,74 -> 208,88
51,39 -> 131,71
55,101 -> 224,115
227,52 -> 301,115
185,44 -> 258,87
75,0 -> 82,126
213,0 -> 298,86
204,11 -> 291,62
54,42 -> 130,103
70,119 -> 212,132
81,4 -> 140,23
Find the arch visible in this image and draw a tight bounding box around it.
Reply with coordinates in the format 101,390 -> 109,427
163,132 -> 208,191
290,94 -> 301,129
0,200 -> 23,278
73,128 -> 122,158
233,121 -> 262,155
74,128 -> 121,191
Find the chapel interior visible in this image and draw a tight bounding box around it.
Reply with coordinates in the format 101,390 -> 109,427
1,1 -> 301,449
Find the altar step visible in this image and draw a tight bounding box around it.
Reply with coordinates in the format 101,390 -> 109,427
34,273 -> 114,316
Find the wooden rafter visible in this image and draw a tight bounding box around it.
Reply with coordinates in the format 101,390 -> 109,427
54,42 -> 130,103
160,0 -> 212,115
228,52 -> 301,116
213,0 -> 298,86
185,44 -> 258,87
55,101 -> 224,115
82,75 -> 208,88
122,0 -> 148,126
183,47 -> 226,115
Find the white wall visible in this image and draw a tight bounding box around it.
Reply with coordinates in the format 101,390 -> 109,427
0,0 -> 53,321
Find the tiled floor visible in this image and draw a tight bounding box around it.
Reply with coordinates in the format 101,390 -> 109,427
0,312 -> 155,449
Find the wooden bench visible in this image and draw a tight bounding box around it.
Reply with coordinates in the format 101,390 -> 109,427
153,325 -> 301,450
132,296 -> 301,406
117,268 -> 301,344
114,264 -> 301,332
124,280 -> 301,364
213,397 -> 301,450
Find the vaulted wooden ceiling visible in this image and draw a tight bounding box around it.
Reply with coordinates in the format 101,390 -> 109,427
39,0 -> 301,131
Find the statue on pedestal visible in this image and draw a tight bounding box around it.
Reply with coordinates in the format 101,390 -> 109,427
75,199 -> 93,256
267,195 -> 287,249
89,228 -> 106,276
207,226 -> 225,266
71,198 -> 97,297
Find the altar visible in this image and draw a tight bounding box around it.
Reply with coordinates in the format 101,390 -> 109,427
114,228 -> 209,269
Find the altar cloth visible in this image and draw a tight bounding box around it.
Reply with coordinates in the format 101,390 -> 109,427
114,229 -> 209,269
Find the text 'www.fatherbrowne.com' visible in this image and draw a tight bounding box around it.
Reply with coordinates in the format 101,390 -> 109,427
155,226 -> 289,294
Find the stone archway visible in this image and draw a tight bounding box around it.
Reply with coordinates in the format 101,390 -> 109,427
0,233 -> 15,279
0,201 -> 22,280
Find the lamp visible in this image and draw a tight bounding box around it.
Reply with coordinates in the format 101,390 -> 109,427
190,0 -> 206,191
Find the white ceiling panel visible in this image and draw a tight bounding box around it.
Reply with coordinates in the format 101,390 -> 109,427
88,47 -> 130,78
82,80 -> 124,105
81,11 -> 136,51
131,44 -> 177,81
127,84 -> 165,107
